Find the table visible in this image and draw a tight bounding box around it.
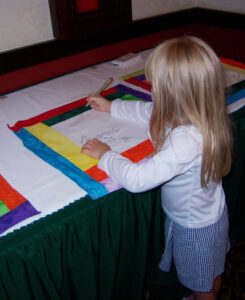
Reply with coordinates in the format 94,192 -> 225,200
0,51 -> 245,300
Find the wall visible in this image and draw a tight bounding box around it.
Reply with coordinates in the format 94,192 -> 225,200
132,0 -> 245,20
132,0 -> 193,20
0,0 -> 53,53
0,0 -> 244,53
197,0 -> 245,15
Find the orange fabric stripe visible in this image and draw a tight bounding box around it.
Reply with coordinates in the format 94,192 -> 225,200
85,139 -> 154,181
121,139 -> 154,162
85,165 -> 108,182
0,175 -> 26,209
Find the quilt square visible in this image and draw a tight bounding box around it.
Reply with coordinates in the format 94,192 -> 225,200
120,58 -> 245,96
0,175 -> 40,234
120,60 -> 245,112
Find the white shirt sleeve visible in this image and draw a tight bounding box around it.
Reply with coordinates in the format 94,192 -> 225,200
111,99 -> 153,125
98,127 -> 202,193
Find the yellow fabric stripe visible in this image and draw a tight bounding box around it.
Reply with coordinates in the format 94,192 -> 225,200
25,123 -> 98,171
223,63 -> 245,74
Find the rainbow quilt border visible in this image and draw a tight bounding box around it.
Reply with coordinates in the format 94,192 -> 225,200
119,58 -> 245,107
9,85 -> 154,200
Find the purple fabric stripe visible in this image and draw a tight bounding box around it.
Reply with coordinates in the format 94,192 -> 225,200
101,177 -> 122,193
114,84 -> 152,102
100,157 -> 150,193
135,74 -> 146,81
0,201 -> 40,234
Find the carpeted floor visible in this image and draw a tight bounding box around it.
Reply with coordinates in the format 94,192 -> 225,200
146,239 -> 245,300
218,240 -> 245,300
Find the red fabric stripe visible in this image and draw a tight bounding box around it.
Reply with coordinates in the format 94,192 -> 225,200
9,97 -> 86,132
8,88 -> 118,132
220,57 -> 245,69
125,78 -> 152,91
101,87 -> 118,96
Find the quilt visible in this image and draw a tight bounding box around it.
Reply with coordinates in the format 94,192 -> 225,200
8,58 -> 245,204
9,85 -> 154,200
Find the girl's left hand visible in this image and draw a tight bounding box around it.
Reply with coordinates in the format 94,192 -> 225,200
81,139 -> 111,159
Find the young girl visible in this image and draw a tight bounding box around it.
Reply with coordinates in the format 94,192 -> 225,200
82,36 -> 233,300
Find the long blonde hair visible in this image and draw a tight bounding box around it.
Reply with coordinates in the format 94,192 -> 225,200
145,36 -> 233,187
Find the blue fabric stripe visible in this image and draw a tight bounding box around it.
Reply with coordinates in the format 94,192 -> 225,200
226,88 -> 245,105
14,128 -> 109,200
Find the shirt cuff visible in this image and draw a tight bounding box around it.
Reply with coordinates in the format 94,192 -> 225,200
98,150 -> 113,172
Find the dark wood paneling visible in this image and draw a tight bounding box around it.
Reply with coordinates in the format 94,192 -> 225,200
0,9 -> 196,75
192,24 -> 245,63
0,26 -> 192,95
192,8 -> 245,30
0,8 -> 244,76
49,0 -> 132,40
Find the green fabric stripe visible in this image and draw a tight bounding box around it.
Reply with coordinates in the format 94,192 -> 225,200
43,105 -> 91,127
120,69 -> 145,80
0,200 -> 10,217
43,91 -> 125,127
104,91 -> 125,100
226,80 -> 245,95
121,94 -> 146,102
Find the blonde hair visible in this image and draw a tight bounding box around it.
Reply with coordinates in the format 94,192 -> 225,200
145,36 -> 233,187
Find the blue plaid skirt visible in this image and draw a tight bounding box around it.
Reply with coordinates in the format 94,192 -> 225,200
159,204 -> 230,292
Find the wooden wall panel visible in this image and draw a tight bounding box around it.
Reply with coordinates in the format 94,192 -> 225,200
49,0 -> 132,40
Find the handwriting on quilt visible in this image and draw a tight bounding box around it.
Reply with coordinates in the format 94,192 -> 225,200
80,126 -> 132,145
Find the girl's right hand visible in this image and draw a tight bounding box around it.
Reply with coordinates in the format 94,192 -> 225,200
87,94 -> 112,113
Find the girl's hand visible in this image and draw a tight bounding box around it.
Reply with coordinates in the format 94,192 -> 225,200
81,139 -> 111,159
87,94 -> 112,113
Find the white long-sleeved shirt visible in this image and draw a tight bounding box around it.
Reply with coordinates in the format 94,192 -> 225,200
98,100 -> 225,228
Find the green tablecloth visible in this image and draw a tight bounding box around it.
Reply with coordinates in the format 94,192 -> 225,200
0,106 -> 244,300
223,105 -> 245,240
0,188 -> 168,300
